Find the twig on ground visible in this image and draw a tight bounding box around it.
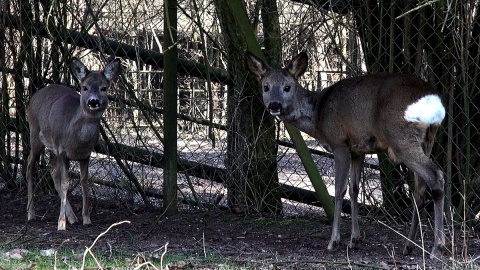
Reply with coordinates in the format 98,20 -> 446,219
160,242 -> 169,270
133,261 -> 158,270
81,220 -> 131,270
87,248 -> 102,269
377,220 -> 449,268
346,245 -> 352,269
203,231 -> 207,258
54,250 -> 58,270
412,197 -> 427,268
384,244 -> 397,269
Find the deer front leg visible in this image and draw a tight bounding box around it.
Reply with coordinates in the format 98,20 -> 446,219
26,153 -> 38,221
348,155 -> 365,249
328,148 -> 351,251
26,139 -> 44,221
79,158 -> 91,225
53,155 -> 77,230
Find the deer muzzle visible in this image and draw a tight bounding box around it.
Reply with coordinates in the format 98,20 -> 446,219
267,102 -> 283,116
87,98 -> 103,109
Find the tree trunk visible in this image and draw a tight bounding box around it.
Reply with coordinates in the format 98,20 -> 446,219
213,0 -> 282,214
162,0 -> 178,215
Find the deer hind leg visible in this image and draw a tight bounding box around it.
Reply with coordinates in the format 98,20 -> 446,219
26,136 -> 44,221
52,154 -> 77,230
402,126 -> 436,255
393,134 -> 445,258
79,159 -> 91,225
349,155 -> 365,249
420,125 -> 445,258
328,147 -> 351,251
403,160 -> 444,258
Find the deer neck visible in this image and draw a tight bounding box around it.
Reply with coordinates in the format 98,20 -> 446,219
70,106 -> 102,143
280,87 -> 318,137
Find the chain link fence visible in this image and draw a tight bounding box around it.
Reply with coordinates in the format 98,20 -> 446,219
1,0 -> 479,252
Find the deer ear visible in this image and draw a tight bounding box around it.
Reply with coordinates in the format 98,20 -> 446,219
103,58 -> 121,81
245,51 -> 270,80
71,57 -> 89,81
285,52 -> 308,79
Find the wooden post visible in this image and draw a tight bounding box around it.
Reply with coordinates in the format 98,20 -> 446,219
163,0 -> 178,215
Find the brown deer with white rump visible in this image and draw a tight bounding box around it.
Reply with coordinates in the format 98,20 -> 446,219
27,57 -> 121,230
246,52 -> 446,258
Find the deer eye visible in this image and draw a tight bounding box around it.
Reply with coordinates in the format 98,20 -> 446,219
100,87 -> 107,92
263,85 -> 270,92
284,86 -> 291,92
83,86 -> 88,91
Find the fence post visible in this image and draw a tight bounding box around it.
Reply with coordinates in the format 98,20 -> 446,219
163,0 -> 178,215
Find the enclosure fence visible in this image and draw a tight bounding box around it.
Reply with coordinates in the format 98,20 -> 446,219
0,0 -> 479,254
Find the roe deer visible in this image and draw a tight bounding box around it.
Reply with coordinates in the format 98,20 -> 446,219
27,57 -> 121,230
246,52 -> 446,258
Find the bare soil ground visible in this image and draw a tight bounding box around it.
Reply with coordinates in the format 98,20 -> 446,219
1,191 -> 479,269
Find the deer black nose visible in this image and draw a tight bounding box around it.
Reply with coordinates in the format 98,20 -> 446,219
88,99 -> 101,108
267,102 -> 282,115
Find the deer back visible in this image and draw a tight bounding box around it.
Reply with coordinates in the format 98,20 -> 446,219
246,52 -> 445,156
314,74 -> 443,153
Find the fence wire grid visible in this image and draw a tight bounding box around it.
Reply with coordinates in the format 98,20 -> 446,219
0,0 -> 479,254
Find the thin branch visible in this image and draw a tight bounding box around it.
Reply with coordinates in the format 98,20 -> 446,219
81,220 -> 131,270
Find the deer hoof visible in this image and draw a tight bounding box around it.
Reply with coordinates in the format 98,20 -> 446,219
348,237 -> 362,249
57,220 -> 67,231
83,217 -> 92,225
430,244 -> 446,259
402,243 -> 413,256
67,214 -> 79,225
327,240 -> 340,251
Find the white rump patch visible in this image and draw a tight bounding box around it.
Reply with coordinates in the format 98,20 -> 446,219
404,94 -> 445,124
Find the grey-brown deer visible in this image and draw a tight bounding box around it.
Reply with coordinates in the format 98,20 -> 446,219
27,57 -> 121,230
246,52 -> 446,258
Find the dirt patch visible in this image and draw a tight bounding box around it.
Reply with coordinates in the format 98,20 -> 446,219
0,191 -> 478,269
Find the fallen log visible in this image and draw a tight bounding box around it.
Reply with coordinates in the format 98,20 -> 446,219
94,140 -> 379,215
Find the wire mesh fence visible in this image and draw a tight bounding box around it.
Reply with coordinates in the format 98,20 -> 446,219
0,0 -> 479,253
